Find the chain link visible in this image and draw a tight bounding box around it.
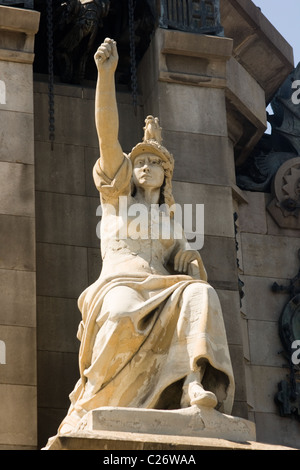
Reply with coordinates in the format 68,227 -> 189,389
128,0 -> 138,115
46,0 -> 55,150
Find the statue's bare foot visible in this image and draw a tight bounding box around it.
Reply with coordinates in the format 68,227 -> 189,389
181,380 -> 217,408
189,381 -> 218,407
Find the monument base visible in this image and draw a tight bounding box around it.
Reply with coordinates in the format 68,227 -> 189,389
77,405 -> 256,442
43,405 -> 296,450
44,430 -> 294,451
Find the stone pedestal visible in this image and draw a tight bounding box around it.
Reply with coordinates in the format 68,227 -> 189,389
44,431 -> 296,451
72,406 -> 256,442
0,5 -> 40,449
44,406 -> 295,451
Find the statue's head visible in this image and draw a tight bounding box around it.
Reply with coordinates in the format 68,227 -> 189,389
129,116 -> 175,210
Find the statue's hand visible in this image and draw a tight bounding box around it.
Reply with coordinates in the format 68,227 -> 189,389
94,38 -> 118,73
174,249 -> 201,274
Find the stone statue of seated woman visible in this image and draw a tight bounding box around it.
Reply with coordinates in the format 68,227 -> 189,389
58,38 -> 235,434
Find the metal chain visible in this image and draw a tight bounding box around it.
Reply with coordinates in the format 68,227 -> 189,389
128,0 -> 138,115
46,0 -> 55,150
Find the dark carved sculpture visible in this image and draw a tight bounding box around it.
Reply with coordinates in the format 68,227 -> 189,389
54,0 -> 110,83
101,0 -> 156,86
0,0 -> 33,7
33,0 -> 156,84
158,0 -> 223,36
236,62 -> 300,193
272,250 -> 300,421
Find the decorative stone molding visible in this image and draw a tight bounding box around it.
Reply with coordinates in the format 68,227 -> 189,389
0,5 -> 40,63
268,157 -> 300,229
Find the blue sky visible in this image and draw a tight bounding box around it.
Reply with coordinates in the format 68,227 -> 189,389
252,0 -> 300,66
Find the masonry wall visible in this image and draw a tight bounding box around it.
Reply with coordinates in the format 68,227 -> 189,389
0,6 -> 39,450
238,191 -> 300,449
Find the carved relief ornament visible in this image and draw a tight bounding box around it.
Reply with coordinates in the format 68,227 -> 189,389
267,157 -> 300,229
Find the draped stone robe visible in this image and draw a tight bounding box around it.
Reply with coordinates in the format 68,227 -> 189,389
61,155 -> 235,429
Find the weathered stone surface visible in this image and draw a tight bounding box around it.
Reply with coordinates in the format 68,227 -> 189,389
34,91 -> 97,147
37,350 -> 79,410
254,412 -> 300,450
226,57 -> 267,126
87,247 -> 102,284
0,214 -> 35,271
225,57 -> 267,163
0,325 -> 36,385
248,320 -> 283,367
0,61 -> 34,113
201,236 -> 239,290
248,365 -> 289,415
167,132 -> 236,186
158,82 -> 228,137
37,296 -> 81,353
84,146 -> 101,197
160,29 -> 233,62
173,181 -> 235,238
34,82 -> 143,152
0,5 -> 38,451
0,110 -> 34,164
36,243 -> 88,298
158,30 -> 233,89
228,344 -> 247,404
0,269 -> 36,326
238,191 -> 267,235
241,233 -> 300,279
35,191 -> 99,248
0,161 -> 34,217
220,0 -> 294,102
35,141 -> 86,195
44,429 -> 295,451
244,364 -> 255,410
76,405 -> 256,443
38,407 -> 68,451
240,275 -> 290,322
217,289 -> 243,345
0,384 -> 37,447
0,5 -> 40,62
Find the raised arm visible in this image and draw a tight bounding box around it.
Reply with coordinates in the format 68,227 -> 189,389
94,38 -> 124,179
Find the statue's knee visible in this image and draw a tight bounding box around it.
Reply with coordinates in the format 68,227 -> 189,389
183,282 -> 208,299
103,286 -> 140,322
182,282 -> 218,307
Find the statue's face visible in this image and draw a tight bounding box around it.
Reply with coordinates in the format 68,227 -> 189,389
132,153 -> 165,190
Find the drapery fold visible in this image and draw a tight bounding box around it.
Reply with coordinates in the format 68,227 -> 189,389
63,273 -> 234,424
